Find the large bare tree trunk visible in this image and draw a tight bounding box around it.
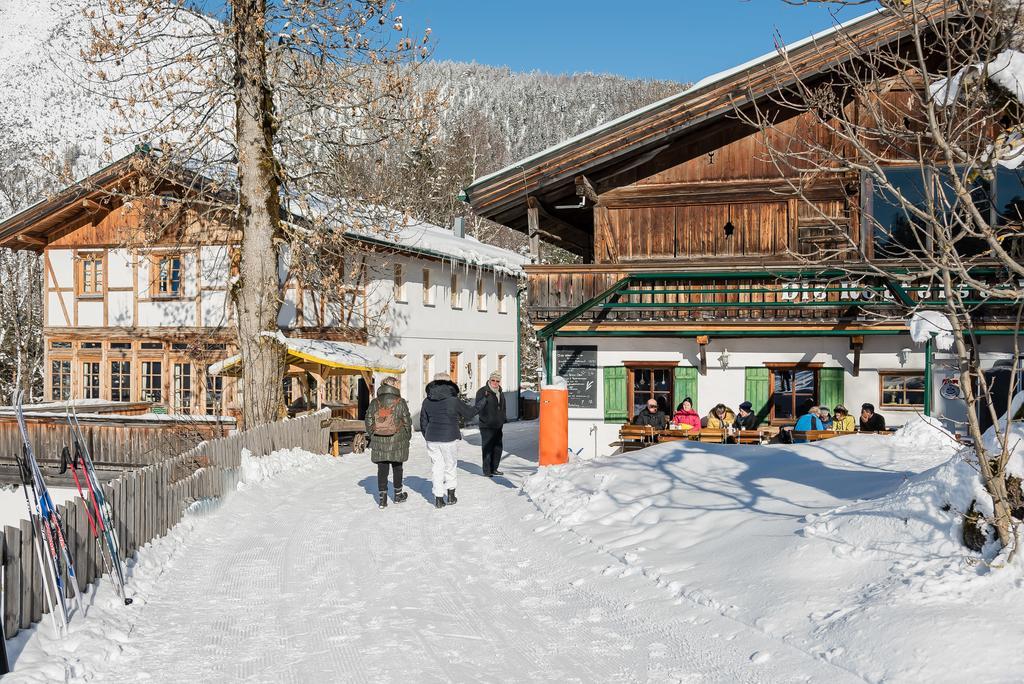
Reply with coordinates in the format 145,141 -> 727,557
232,0 -> 284,427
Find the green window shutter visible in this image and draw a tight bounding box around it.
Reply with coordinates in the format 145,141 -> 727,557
744,367 -> 770,427
673,366 -> 698,412
603,366 -> 628,423
818,367 -> 845,413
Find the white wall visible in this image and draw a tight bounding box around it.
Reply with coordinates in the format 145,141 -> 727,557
368,255 -> 520,423
108,249 -> 133,288
109,291 -> 133,326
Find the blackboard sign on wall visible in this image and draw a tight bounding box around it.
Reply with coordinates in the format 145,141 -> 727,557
556,345 -> 598,409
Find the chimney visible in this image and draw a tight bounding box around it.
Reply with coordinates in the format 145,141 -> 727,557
453,216 -> 466,239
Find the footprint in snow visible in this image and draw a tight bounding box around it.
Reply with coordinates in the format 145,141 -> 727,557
749,651 -> 772,664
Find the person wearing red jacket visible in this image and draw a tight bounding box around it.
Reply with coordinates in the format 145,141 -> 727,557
671,397 -> 701,432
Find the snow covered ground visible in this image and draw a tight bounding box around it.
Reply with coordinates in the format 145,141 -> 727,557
6,419 -> 1022,682
7,425 -> 855,683
524,419 -> 1024,683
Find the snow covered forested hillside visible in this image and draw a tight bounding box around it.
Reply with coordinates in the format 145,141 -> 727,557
0,0 -> 683,219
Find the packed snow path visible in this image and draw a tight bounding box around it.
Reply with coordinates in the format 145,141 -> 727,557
48,424 -> 856,683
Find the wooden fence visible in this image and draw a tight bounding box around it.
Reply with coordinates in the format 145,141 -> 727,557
0,409 -> 330,639
0,414 -> 236,470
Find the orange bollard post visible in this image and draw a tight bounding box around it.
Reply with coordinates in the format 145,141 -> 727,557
539,385 -> 569,466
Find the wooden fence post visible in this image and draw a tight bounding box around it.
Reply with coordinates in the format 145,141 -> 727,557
4,525 -> 20,639
20,518 -> 40,626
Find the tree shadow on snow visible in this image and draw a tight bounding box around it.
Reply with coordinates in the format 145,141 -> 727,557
588,440 -> 913,527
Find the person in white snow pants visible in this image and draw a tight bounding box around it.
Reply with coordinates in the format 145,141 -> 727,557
425,441 -> 459,500
419,373 -> 480,508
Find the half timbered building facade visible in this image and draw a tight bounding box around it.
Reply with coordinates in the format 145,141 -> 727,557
0,156 -> 524,422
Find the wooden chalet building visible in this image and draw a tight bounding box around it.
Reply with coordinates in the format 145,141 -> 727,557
0,154 -> 524,421
464,9 -> 1023,456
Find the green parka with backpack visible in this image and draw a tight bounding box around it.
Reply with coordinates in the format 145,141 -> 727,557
365,383 -> 412,463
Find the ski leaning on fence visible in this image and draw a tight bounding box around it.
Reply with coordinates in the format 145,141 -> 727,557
61,405 -> 132,606
12,391 -> 83,637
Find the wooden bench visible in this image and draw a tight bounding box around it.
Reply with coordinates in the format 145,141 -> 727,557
612,424 -> 657,451
694,429 -> 727,444
735,429 -> 764,445
792,429 -> 841,442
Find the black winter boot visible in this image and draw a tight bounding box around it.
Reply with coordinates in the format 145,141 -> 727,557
434,496 -> 447,509
394,489 -> 408,503
447,489 -> 458,505
378,491 -> 388,509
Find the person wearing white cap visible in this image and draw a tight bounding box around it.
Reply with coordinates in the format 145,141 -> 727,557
474,371 -> 507,477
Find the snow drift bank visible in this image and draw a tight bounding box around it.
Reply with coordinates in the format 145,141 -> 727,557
7,448 -> 333,682
523,417 -> 1024,682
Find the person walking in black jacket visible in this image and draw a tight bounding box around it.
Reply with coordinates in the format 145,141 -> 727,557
420,373 -> 479,508
474,372 -> 507,477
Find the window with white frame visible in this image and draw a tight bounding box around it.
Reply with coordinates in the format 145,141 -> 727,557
421,268 -> 434,306
78,253 -> 104,297
499,354 -> 508,384
422,354 -> 434,389
450,273 -> 462,309
111,361 -> 131,402
173,363 -> 193,412
477,354 -> 487,386
82,362 -> 100,399
393,263 -> 406,303
205,370 -> 223,415
476,275 -> 487,311
141,361 -> 163,403
51,360 -> 71,401
497,279 -> 507,314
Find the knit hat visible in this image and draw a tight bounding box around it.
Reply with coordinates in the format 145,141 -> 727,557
738,401 -> 753,411
488,371 -> 502,382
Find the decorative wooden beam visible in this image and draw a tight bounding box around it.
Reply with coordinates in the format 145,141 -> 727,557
574,175 -> 599,204
526,201 -> 540,260
16,234 -> 46,248
81,198 -> 104,212
526,195 -> 591,249
696,335 -> 709,376
850,335 -> 864,377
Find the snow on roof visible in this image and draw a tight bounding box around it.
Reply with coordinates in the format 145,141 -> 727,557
931,49 -> 1024,169
348,216 -> 528,276
0,409 -> 234,425
284,195 -> 528,276
209,332 -> 406,377
467,8 -> 884,192
909,311 -> 955,351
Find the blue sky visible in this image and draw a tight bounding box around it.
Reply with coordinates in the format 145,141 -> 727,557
402,0 -> 876,83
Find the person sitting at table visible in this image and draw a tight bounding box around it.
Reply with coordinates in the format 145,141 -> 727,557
704,403 -> 735,430
818,406 -> 834,430
672,398 -> 701,432
793,401 -> 823,442
859,402 -> 886,431
732,401 -> 758,430
633,399 -> 668,429
832,405 -> 856,431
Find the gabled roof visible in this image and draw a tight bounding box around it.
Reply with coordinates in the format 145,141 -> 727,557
0,153 -> 527,275
463,5 -> 948,242
0,154 -> 142,249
